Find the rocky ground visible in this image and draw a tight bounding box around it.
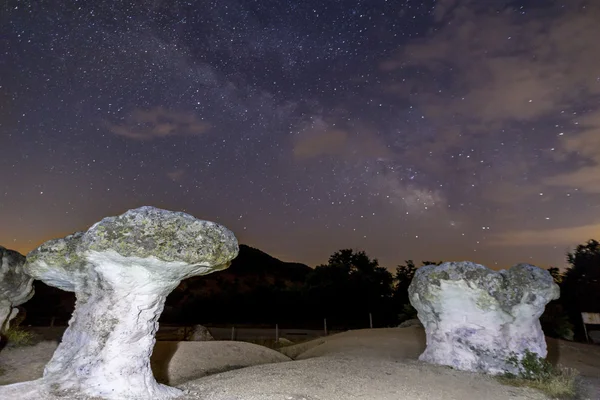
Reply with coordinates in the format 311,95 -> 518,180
0,326 -> 599,400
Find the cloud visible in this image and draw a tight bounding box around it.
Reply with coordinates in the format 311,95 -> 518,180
107,107 -> 210,140
379,0 -> 600,202
381,1 -> 600,127
292,116 -> 391,160
377,176 -> 445,212
291,114 -> 447,214
482,181 -> 543,204
166,170 -> 185,182
560,112 -> 600,163
544,110 -> 600,193
544,166 -> 600,193
489,222 -> 600,247
293,117 -> 348,159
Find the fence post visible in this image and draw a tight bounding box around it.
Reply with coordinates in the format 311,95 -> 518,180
275,323 -> 279,343
324,318 -> 328,336
369,312 -> 373,329
50,316 -> 55,327
231,326 -> 236,341
583,321 -> 589,343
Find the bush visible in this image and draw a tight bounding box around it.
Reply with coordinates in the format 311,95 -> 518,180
397,303 -> 418,323
541,303 -> 575,341
500,350 -> 579,399
1,326 -> 34,347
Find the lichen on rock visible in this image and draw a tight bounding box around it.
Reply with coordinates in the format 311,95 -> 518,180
82,206 -> 237,267
409,261 -> 559,375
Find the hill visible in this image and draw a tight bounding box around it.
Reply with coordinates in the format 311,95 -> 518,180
178,244 -> 311,296
162,245 -> 312,323
229,245 -> 311,282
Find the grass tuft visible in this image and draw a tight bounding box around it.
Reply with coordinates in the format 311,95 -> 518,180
499,350 -> 579,399
1,326 -> 35,347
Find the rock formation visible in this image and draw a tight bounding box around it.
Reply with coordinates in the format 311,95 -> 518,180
408,261 -> 559,375
177,324 -> 214,341
0,206 -> 238,400
397,318 -> 423,329
0,246 -> 34,332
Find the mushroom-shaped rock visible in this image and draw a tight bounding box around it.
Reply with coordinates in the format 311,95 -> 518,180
2,206 -> 238,400
0,246 -> 34,332
408,261 -> 559,375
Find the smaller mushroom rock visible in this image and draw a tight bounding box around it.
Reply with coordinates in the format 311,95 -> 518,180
0,246 -> 34,332
408,261 -> 559,375
177,324 -> 214,341
0,206 -> 238,400
187,325 -> 213,341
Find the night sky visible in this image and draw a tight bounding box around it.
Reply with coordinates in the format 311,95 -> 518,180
2,0 -> 599,270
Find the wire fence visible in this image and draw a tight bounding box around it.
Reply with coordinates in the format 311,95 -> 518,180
24,312 -> 389,343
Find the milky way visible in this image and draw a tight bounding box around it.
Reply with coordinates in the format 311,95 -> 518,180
2,0 -> 599,269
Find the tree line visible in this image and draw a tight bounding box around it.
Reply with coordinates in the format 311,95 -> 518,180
167,248 -> 440,330
173,239 -> 600,341
543,239 -> 600,341
21,239 -> 600,341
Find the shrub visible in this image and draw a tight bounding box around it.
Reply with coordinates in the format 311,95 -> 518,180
1,326 -> 34,347
397,303 -> 418,323
541,303 -> 575,341
500,350 -> 579,399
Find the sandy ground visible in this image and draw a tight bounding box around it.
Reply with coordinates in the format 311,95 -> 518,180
0,340 -> 291,387
0,326 -> 599,400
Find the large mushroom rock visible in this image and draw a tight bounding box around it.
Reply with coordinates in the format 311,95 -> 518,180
408,261 -> 559,375
0,246 -> 34,332
1,206 -> 238,400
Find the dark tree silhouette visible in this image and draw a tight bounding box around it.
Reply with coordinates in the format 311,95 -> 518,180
392,260 -> 417,308
421,261 -> 444,267
540,267 -> 573,340
560,239 -> 600,340
392,260 -> 442,321
304,249 -> 394,328
547,267 -> 563,284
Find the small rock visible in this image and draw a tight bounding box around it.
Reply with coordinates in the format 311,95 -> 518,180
179,324 -> 214,341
